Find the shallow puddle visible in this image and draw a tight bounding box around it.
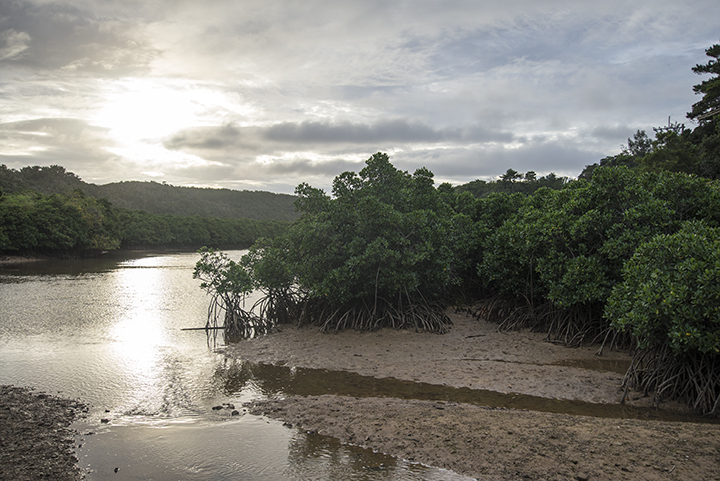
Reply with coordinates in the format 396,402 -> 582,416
551,358 -> 633,375
217,359 -> 716,424
75,417 -> 469,481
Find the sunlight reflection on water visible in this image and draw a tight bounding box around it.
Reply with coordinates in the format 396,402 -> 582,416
0,251 -> 473,481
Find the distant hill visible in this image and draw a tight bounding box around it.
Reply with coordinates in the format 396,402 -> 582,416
0,165 -> 299,222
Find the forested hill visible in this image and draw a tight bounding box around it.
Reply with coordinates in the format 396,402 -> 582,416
89,182 -> 298,222
0,165 -> 299,222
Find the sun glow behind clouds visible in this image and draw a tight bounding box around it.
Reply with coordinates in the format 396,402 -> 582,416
90,78 -> 250,175
93,79 -> 209,139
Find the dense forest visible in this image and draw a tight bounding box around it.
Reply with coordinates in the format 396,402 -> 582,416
0,166 -> 292,255
0,165 -> 299,222
196,42 -> 720,416
0,188 -> 289,255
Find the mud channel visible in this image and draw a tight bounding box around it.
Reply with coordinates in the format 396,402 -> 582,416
230,310 -> 720,480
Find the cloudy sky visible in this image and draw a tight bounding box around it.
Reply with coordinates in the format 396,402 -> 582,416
0,1 -> 718,194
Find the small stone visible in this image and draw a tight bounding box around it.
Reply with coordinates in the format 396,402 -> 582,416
212,405 -> 223,411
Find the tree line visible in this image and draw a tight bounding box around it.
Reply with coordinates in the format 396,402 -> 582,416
0,165 -> 299,222
0,189 -> 289,256
455,170 -> 569,197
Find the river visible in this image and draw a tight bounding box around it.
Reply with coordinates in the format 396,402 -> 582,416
0,251 -> 472,480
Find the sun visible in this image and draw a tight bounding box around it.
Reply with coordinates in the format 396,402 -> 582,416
89,77 -> 249,172
93,78 -> 211,141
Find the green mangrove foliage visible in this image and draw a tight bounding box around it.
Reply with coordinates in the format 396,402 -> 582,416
478,166 -> 720,347
0,190 -> 119,253
474,167 -> 720,414
193,248 -> 273,340
198,154 -> 720,414
205,153 -> 478,333
605,222 -> 720,415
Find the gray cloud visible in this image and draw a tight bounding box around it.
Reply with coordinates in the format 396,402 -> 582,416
165,120 -> 514,154
0,0 -> 718,194
0,117 -> 123,182
0,1 -> 157,75
264,120 -> 514,144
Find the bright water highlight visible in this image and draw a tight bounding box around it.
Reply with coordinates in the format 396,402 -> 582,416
0,251 -> 471,480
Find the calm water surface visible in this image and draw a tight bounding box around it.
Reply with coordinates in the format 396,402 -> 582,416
0,251 -> 471,481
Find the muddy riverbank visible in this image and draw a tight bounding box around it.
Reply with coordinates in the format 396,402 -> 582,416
229,310 -> 638,406
0,386 -> 87,481
233,311 -> 720,480
248,395 -> 719,480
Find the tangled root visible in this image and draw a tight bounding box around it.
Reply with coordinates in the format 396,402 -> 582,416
223,308 -> 274,341
623,346 -> 720,417
255,293 -> 452,334
471,295 -> 631,349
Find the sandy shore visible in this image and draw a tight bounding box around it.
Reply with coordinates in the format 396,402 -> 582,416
233,310 -> 720,480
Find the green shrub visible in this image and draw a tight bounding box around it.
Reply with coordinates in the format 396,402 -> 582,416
606,221 -> 720,354
478,167 -> 720,346
240,153 -> 466,332
605,221 -> 720,415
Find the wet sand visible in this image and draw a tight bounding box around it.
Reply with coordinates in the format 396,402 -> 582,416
229,310 -> 632,405
232,310 -> 720,480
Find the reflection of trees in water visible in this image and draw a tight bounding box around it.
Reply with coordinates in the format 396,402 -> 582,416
211,358 -> 253,395
211,358 -> 302,397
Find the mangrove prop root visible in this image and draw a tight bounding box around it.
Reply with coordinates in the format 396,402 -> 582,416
471,296 -> 632,350
207,284 -> 453,338
203,290 -> 277,342
256,292 -> 452,334
623,346 -> 720,417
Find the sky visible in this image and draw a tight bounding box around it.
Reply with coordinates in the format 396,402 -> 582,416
0,1 -> 718,194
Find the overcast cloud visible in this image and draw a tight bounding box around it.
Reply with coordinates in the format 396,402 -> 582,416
0,0 -> 718,193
